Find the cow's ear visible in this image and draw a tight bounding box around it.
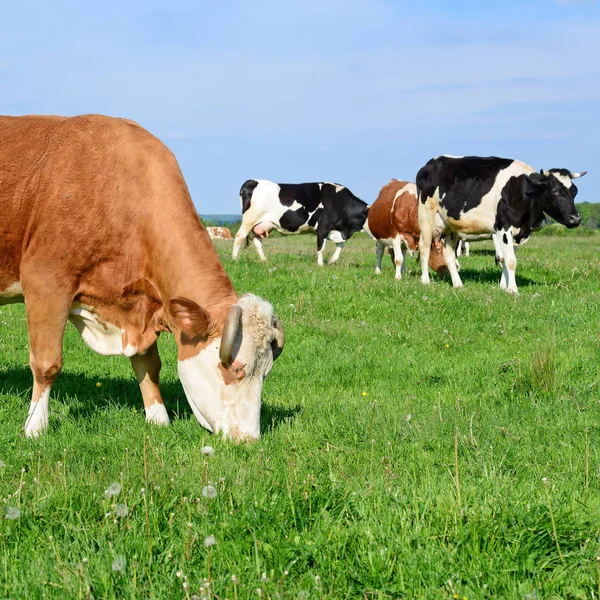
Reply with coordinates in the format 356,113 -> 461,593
526,172 -> 546,188
169,297 -> 212,338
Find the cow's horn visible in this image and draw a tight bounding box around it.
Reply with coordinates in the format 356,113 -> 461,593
540,169 -> 549,177
272,317 -> 285,360
571,171 -> 587,179
220,305 -> 242,364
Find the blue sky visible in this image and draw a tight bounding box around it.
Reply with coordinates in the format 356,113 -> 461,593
1,0 -> 598,212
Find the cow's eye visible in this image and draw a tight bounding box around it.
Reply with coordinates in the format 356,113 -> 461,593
551,189 -> 560,197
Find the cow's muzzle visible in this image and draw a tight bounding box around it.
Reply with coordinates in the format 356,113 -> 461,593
567,213 -> 581,228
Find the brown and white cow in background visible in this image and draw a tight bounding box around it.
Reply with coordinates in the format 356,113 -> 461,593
364,179 -> 448,279
0,114 -> 284,441
206,226 -> 233,240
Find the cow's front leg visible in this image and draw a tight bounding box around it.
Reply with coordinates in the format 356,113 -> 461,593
492,233 -> 503,266
442,232 -> 463,288
130,341 -> 170,425
23,280 -> 72,437
252,236 -> 267,262
497,230 -> 517,294
328,242 -> 344,265
316,235 -> 327,266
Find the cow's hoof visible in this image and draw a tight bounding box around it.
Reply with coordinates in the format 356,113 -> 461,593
24,423 -> 47,439
145,402 -> 170,426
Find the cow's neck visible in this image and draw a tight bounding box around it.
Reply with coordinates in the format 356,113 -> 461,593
150,211 -> 238,327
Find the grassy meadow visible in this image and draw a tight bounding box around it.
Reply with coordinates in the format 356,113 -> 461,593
1,232 -> 600,599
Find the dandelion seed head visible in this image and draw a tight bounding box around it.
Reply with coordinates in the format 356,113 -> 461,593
5,507 -> 20,520
105,482 -> 121,497
176,570 -> 182,578
261,572 -> 267,581
256,589 -> 262,597
201,446 -> 215,457
202,485 -> 217,499
204,534 -> 216,547
111,555 -> 126,572
231,574 -> 239,584
114,503 -> 128,518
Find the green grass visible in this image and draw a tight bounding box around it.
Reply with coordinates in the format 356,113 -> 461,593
1,233 -> 600,599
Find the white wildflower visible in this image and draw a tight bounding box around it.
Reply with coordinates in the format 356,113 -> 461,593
204,534 -> 216,547
201,446 -> 214,457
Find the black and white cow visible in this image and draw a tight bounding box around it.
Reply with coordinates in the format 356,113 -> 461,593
416,156 -> 586,294
232,180 -> 369,265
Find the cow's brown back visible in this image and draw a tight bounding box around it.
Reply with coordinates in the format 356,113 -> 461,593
0,114 -> 236,346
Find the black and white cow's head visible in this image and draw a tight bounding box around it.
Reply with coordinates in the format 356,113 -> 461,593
337,189 -> 370,239
526,169 -> 586,228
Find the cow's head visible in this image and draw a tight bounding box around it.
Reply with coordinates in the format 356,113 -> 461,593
342,200 -> 370,240
526,169 -> 586,228
430,238 -> 449,277
169,294 -> 284,441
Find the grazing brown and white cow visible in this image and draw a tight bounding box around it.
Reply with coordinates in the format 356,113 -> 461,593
206,226 -> 233,240
0,114 -> 284,440
364,179 -> 448,279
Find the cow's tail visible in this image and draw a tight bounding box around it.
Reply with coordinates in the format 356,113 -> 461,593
239,179 -> 259,214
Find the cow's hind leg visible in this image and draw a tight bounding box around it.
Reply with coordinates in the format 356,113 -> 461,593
232,223 -> 251,260
418,200 -> 436,284
442,232 -> 463,289
316,235 -> 327,266
22,279 -> 73,437
375,241 -> 385,275
328,242 -> 344,265
130,341 -> 170,425
391,235 -> 404,280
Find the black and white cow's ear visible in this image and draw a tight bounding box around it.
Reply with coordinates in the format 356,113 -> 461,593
539,169 -> 550,177
571,171 -> 587,179
527,172 -> 546,188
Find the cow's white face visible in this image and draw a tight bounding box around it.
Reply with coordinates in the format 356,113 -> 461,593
171,294 -> 284,441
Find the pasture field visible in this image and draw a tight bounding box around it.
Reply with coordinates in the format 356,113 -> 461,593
1,233 -> 600,599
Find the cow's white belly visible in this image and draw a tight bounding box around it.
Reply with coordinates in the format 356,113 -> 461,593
327,230 -> 344,243
0,282 -> 24,305
68,303 -> 137,357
